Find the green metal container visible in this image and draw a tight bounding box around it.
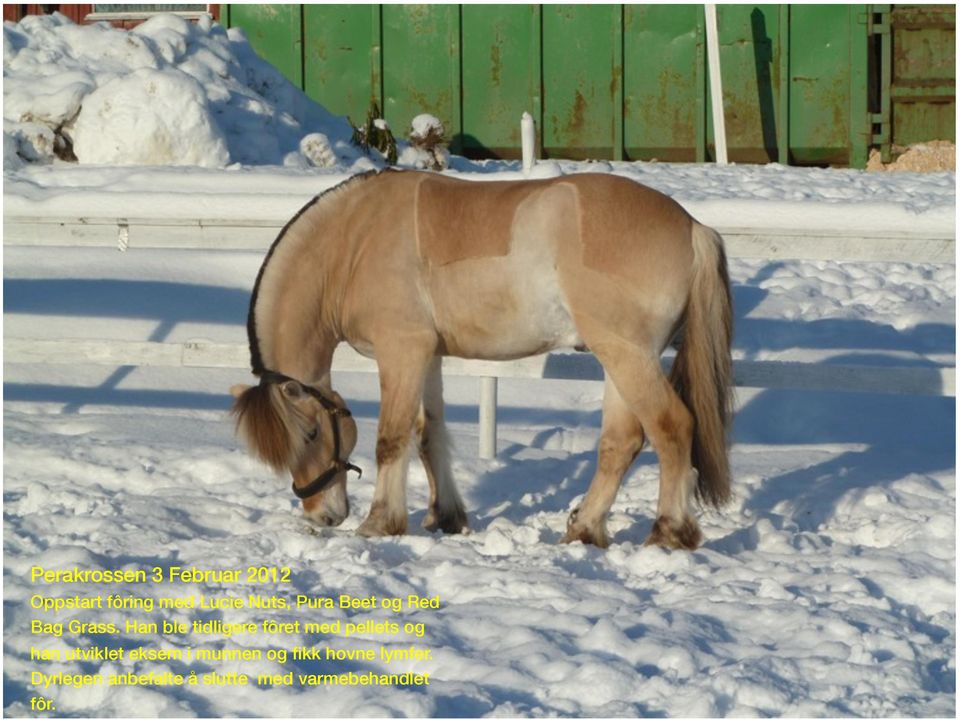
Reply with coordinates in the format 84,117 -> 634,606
226,5 -> 303,88
889,4 -> 956,147
301,5 -> 379,125
460,5 -> 540,158
224,4 -> 955,168
624,5 -> 704,162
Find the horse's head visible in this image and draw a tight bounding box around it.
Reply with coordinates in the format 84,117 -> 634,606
230,374 -> 359,527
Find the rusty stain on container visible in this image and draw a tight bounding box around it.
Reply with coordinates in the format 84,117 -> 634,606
490,42 -> 502,86
566,90 -> 588,142
609,65 -> 622,99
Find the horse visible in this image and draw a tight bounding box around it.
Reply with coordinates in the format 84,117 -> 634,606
231,169 -> 733,549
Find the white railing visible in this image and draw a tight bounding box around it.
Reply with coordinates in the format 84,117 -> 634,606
3,213 -> 955,264
4,338 -> 955,459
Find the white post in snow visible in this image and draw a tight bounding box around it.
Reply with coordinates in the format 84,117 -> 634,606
521,111 -> 536,176
478,375 -> 498,459
704,4 -> 728,165
475,110 -> 536,459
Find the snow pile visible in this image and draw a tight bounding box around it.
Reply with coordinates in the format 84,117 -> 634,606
2,12 -> 363,169
73,67 -> 229,167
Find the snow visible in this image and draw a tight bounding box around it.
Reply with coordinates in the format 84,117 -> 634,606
3,12 -> 363,169
3,11 -> 956,719
410,114 -> 444,141
73,67 -> 230,167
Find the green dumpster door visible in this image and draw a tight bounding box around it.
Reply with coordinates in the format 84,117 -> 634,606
381,5 -> 460,147
227,5 -> 302,89
891,5 -> 956,147
303,6 -> 378,123
460,5 -> 540,159
789,5 -> 866,166
710,5 -> 785,163
543,5 -> 621,159
624,5 -> 703,162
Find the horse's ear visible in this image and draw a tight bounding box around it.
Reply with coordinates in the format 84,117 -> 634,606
230,384 -> 251,399
280,380 -> 302,400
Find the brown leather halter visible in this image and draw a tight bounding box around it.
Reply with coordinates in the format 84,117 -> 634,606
259,370 -> 362,499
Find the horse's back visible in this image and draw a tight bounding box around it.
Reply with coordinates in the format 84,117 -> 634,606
339,171 -> 700,360
415,173 -> 584,358
555,173 -> 695,279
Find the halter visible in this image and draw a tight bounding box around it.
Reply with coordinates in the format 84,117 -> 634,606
259,370 -> 363,500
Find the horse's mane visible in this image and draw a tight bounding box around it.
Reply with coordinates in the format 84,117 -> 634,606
246,169 -> 383,375
231,383 -> 306,472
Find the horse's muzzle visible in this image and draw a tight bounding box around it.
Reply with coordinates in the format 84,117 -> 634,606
302,490 -> 349,528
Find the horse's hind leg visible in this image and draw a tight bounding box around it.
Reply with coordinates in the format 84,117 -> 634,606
416,357 -> 468,534
562,376 -> 644,548
580,334 -> 702,550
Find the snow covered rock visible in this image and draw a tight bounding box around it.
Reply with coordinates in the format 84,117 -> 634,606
298,132 -> 337,168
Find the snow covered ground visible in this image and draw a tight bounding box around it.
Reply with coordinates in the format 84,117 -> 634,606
4,11 -> 956,719
4,244 -> 955,717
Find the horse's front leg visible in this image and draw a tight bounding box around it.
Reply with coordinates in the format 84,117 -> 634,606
357,339 -> 436,537
417,356 -> 468,534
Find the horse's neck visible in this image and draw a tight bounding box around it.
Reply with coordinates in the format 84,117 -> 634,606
254,210 -> 341,384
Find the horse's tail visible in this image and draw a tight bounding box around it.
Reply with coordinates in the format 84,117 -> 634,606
669,222 -> 734,508
230,382 -> 300,473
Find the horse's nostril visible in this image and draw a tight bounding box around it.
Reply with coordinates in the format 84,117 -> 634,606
314,513 -> 345,528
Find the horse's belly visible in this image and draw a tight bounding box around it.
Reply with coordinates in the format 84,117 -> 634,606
429,258 -> 581,360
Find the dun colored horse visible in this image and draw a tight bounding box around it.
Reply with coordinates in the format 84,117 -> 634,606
231,169 -> 733,549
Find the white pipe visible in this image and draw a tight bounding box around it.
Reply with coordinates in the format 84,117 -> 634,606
478,376 -> 498,459
704,4 -> 728,165
521,112 -> 535,176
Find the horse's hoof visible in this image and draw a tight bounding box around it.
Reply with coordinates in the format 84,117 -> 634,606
560,520 -> 610,549
420,510 -> 439,532
357,512 -> 407,537
421,506 -> 469,534
644,516 -> 702,550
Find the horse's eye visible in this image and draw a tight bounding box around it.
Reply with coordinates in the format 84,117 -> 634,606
306,427 -> 319,443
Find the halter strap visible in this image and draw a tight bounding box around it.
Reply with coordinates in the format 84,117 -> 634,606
260,370 -> 351,414
290,459 -> 363,499
259,369 -> 362,499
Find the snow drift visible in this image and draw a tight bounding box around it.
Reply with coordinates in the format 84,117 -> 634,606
3,12 -> 363,169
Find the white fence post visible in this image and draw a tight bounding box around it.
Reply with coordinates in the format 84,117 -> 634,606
478,376 -> 499,459
704,4 -> 728,165
521,112 -> 536,176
